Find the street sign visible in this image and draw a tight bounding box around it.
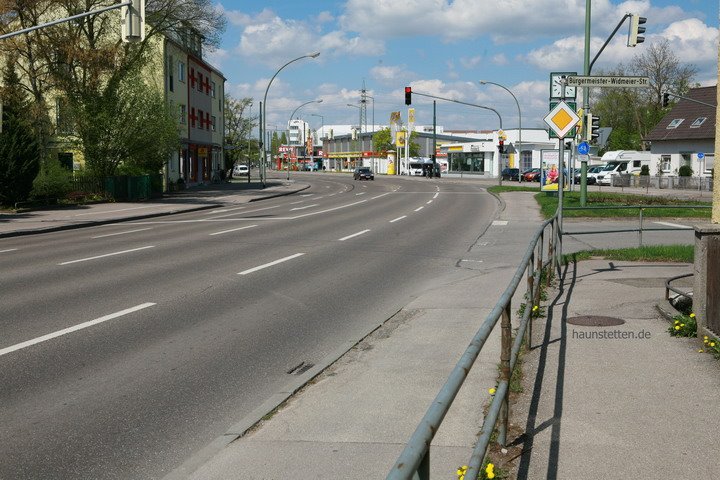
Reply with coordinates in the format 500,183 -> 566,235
698,152 -> 705,159
544,101 -> 580,139
566,75 -> 649,88
577,141 -> 590,155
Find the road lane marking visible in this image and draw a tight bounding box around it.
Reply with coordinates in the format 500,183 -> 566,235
91,228 -> 153,239
0,248 -> 18,253
206,206 -> 246,215
0,303 -> 156,357
461,259 -> 483,263
414,206 -> 424,212
338,229 -> 370,241
426,200 -> 433,204
371,193 -> 391,200
300,194 -> 314,197
653,221 -> 692,230
74,205 -> 169,216
238,253 -> 305,275
289,200 -> 367,219
290,204 -> 319,211
356,192 -> 366,196
289,200 -> 304,205
207,204 -> 281,219
433,192 -> 439,199
59,246 -> 155,265
492,220 -> 508,226
390,216 -> 407,223
209,225 -> 258,236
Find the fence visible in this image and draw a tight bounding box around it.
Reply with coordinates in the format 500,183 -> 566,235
612,174 -> 714,191
387,212 -> 561,480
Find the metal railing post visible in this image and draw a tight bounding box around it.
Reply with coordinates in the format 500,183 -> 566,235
526,253 -> 535,351
536,233 -> 544,308
548,218 -> 556,286
418,451 -> 429,480
639,208 -> 644,247
498,301 -> 512,446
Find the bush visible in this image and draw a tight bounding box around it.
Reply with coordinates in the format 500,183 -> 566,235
678,165 -> 693,177
30,158 -> 72,200
640,165 -> 650,176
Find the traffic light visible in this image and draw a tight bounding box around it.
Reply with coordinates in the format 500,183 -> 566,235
404,86 -> 412,105
627,14 -> 646,47
662,92 -> 670,107
586,113 -> 600,143
498,139 -> 505,154
122,0 -> 145,43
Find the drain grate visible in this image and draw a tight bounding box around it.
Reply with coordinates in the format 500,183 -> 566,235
287,361 -> 314,375
566,316 -> 625,327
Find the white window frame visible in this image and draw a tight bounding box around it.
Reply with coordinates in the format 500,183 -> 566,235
690,117 -> 707,128
211,115 -> 216,132
178,61 -> 186,83
661,155 -> 672,172
666,118 -> 684,129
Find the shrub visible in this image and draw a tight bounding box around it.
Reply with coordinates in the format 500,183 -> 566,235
668,313 -> 696,337
678,165 -> 693,177
30,158 -> 72,200
640,165 -> 650,176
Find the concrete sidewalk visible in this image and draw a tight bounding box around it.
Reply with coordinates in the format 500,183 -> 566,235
0,179 -> 309,238
514,259 -> 720,479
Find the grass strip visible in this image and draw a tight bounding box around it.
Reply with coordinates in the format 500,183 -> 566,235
562,244 -> 694,264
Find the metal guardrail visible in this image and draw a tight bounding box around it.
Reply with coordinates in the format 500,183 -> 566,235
563,205 -> 710,247
387,212 -> 561,480
665,273 -> 694,301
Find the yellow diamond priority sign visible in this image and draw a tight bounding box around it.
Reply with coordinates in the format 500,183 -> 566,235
544,101 -> 580,139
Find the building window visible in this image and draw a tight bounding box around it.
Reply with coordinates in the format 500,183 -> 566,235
190,107 -> 197,128
521,150 -> 532,172
190,68 -> 196,88
198,109 -> 204,129
168,55 -> 174,92
690,117 -> 707,128
666,119 -> 684,129
211,81 -> 216,98
179,104 -> 186,124
55,98 -> 74,135
178,61 -> 185,82
661,155 -> 671,172
211,115 -> 216,132
206,112 -> 211,130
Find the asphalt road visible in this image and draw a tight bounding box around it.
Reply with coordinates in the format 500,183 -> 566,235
0,174 -> 498,479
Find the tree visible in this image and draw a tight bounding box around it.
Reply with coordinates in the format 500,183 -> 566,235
372,128 -> 421,156
224,95 -> 256,168
591,41 -> 698,150
0,59 -> 41,206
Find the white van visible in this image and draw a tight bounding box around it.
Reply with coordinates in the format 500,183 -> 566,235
595,161 -> 629,185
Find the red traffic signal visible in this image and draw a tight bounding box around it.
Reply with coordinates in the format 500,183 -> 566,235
404,86 -> 412,105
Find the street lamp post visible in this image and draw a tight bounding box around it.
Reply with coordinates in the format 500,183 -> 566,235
260,51 -> 320,187
347,104 -> 362,168
311,113 -> 324,169
480,81 -> 522,186
287,99 -> 323,179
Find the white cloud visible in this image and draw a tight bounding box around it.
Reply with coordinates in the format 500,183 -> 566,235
460,55 -> 483,69
492,54 -> 509,66
371,65 -> 412,84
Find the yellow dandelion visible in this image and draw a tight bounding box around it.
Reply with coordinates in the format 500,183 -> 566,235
674,326 -> 680,330
680,323 -> 685,327
690,313 -> 695,318
674,320 -> 680,324
489,387 -> 496,395
532,305 -> 539,311
698,349 -> 705,353
704,335 -> 709,340
704,338 -> 709,344
487,473 -> 495,479
486,462 -> 496,479
711,342 -> 716,347
456,465 -> 468,479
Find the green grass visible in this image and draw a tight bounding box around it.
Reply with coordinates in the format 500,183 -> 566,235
562,244 -> 694,264
487,186 -> 712,219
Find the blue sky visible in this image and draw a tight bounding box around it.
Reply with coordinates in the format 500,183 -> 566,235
207,0 -> 718,133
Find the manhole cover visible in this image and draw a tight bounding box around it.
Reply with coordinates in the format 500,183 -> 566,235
566,316 -> 625,327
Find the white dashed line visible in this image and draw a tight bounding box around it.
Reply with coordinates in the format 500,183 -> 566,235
390,216 -> 407,223
238,253 -> 305,275
91,228 -> 153,239
414,206 -> 424,212
433,192 -> 439,199
356,192 -> 366,196
426,200 -> 433,205
338,229 -> 370,241
492,220 -> 508,226
371,193 -> 391,200
0,303 -> 156,357
0,248 -> 18,253
59,246 -> 155,265
209,225 -> 258,236
290,204 -> 319,211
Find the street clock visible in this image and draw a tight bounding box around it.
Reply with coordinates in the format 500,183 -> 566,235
550,72 -> 577,99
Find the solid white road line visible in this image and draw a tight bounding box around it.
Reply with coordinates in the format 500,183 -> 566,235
338,229 -> 370,241
0,303 -> 156,357
371,193 -> 391,200
207,204 -> 280,219
74,205 -> 168,216
59,246 -> 155,265
289,200 -> 305,205
290,204 -> 319,211
91,228 -> 153,239
209,225 -> 258,236
390,216 -> 407,223
206,206 -> 246,215
0,248 -> 18,253
492,220 -> 509,226
653,221 -> 692,230
414,206 -> 424,212
238,253 -> 305,275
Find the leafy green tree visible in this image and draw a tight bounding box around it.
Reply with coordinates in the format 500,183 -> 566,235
30,157 -> 72,201
372,128 -> 420,155
0,59 -> 41,206
224,95 -> 256,168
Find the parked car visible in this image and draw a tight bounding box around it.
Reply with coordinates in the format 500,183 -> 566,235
574,165 -> 603,185
353,167 -> 374,180
501,168 -> 520,181
233,164 -> 249,176
596,161 -> 629,186
521,168 -> 541,182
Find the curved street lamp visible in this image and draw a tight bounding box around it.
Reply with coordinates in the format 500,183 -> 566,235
480,80 -> 522,185
287,99 -> 323,179
260,51 -> 321,186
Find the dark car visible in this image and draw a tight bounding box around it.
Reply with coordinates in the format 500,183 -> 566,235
522,168 -> 541,182
353,167 -> 374,180
501,168 -> 520,181
574,165 -> 602,185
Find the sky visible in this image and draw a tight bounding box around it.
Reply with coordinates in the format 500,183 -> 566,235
205,0 -> 719,134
